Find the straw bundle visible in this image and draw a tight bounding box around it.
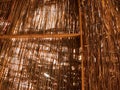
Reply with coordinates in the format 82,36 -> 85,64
0,0 -> 81,90
81,0 -> 120,90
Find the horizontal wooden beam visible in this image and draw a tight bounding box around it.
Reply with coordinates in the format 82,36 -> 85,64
0,33 -> 80,39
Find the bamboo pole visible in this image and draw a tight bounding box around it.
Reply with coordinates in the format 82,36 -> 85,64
0,33 -> 80,39
78,0 -> 84,90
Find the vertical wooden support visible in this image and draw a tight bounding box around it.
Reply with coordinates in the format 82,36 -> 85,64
78,0 -> 84,90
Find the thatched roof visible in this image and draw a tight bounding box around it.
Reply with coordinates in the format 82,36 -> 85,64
0,0 -> 120,90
